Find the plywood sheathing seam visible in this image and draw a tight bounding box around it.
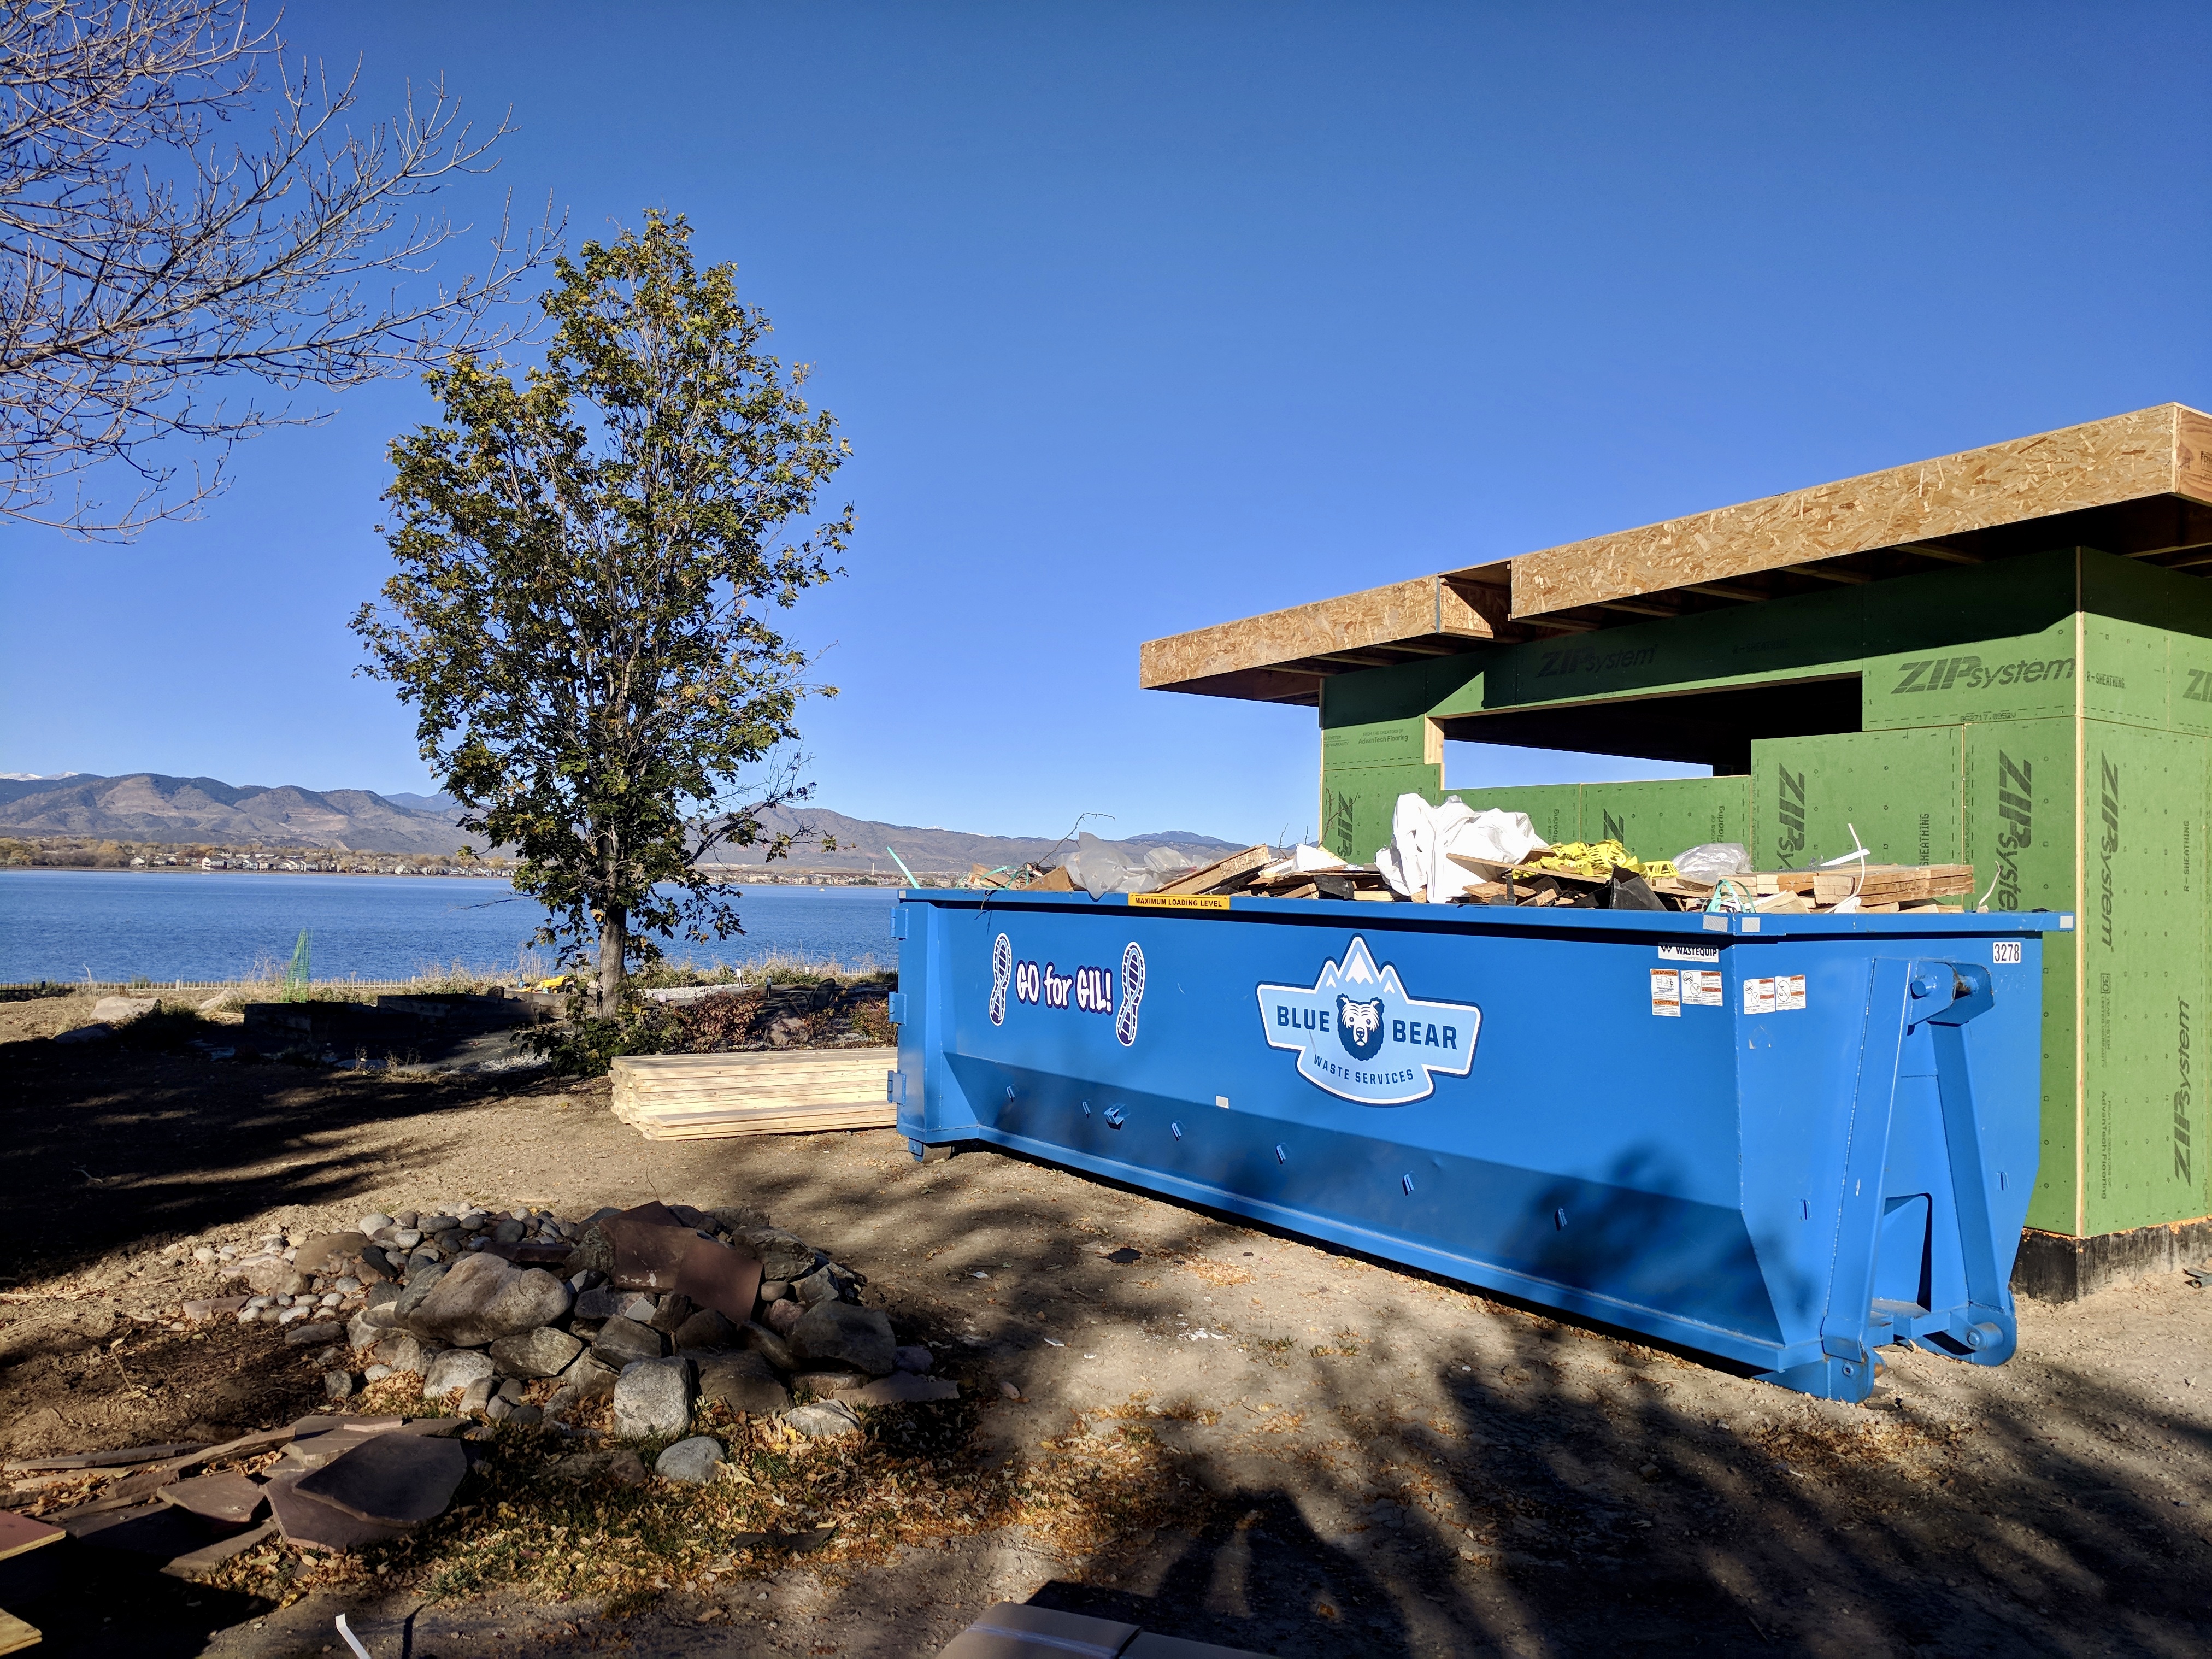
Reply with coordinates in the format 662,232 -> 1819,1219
1511,404 -> 2201,620
1137,566 -> 1510,691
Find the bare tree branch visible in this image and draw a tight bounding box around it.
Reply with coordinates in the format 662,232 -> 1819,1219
0,0 -> 561,536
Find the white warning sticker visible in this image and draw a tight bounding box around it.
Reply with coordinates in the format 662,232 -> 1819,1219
1993,940 -> 2022,964
1743,977 -> 1775,1015
1650,969 -> 1681,1016
1776,973 -> 1807,1011
1683,969 -> 1724,1007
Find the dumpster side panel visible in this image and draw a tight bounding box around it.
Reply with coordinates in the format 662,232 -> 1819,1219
900,895 -> 2055,1389
919,899 -> 1785,1357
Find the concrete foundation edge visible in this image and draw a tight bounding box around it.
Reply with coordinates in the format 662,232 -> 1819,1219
2012,1217 -> 2212,1302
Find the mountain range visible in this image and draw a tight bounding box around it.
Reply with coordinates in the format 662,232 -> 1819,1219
0,773 -> 1239,872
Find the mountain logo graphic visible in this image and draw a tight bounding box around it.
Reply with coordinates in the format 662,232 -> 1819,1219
1256,937 -> 1480,1105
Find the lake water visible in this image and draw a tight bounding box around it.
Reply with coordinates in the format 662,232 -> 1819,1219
0,870 -> 901,984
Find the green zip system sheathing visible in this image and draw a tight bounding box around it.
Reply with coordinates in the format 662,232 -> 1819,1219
1313,548 -> 2211,1242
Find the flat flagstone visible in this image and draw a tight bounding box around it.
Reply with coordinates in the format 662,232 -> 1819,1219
158,1472 -> 267,1525
264,1470 -> 410,1554
294,1432 -> 468,1527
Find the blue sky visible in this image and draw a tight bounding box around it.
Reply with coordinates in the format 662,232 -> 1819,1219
4,3 -> 2208,843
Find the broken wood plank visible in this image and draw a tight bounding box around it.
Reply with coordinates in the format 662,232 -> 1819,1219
1153,845 -> 1271,897
5,1442 -> 208,1474
0,1513 -> 62,1563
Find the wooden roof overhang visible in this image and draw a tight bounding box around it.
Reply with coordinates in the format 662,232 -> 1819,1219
1140,403 -> 2212,707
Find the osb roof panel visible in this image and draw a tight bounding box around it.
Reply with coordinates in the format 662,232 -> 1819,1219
1511,403 -> 2210,618
1140,403 -> 2212,694
1137,572 -> 1507,690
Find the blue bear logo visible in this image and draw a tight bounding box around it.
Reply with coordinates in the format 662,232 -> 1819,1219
1336,994 -> 1385,1060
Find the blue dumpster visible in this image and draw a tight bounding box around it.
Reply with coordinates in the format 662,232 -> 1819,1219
889,891 -> 2071,1402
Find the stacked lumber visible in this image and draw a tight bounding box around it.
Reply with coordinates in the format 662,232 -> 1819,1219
610,1048 -> 898,1140
1152,844 -> 1391,901
1751,863 -> 1975,913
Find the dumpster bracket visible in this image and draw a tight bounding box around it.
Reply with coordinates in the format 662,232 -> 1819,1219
1763,956 -> 2013,1402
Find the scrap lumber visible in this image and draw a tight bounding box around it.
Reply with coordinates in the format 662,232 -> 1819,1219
610,1049 -> 897,1141
1154,844 -> 1271,896
0,1607 -> 37,1655
1756,864 -> 1975,902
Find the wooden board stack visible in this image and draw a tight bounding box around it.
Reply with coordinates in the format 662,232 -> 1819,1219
1750,863 -> 1976,913
610,1048 -> 899,1141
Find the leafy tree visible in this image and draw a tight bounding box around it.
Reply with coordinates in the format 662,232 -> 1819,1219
354,211 -> 850,1013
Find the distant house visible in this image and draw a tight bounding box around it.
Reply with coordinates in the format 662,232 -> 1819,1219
201,856 -> 225,869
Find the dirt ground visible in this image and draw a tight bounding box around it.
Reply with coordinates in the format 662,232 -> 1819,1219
3,991 -> 2210,1658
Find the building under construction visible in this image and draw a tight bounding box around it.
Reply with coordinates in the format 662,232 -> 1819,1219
1141,403 -> 2212,1294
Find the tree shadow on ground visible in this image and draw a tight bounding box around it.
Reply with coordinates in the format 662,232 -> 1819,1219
0,1038 -> 509,1280
723,1142 -> 2210,1657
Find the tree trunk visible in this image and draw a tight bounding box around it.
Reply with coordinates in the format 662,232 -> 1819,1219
597,906 -> 628,1016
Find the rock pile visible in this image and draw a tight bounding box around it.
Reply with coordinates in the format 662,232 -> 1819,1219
280,1199 -> 960,1437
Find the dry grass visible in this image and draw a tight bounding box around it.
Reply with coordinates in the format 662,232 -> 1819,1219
190,1391 -> 1204,1617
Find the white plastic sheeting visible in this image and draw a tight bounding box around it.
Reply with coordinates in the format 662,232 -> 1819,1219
1375,795 -> 1549,902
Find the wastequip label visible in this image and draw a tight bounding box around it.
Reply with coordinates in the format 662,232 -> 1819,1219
1256,936 -> 1479,1105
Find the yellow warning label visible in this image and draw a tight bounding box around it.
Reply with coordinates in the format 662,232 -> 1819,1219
1129,892 -> 1231,912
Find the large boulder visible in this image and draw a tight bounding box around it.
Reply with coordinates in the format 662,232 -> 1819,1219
740,1320 -> 795,1372
654,1436 -> 726,1484
574,1284 -> 652,1323
371,1333 -> 440,1376
789,1302 -> 895,1377
423,1348 -> 496,1397
404,1253 -> 572,1347
295,1232 -> 368,1275
590,1315 -> 662,1368
673,1308 -> 737,1352
560,1352 -> 619,1400
784,1401 -> 861,1439
489,1326 -> 584,1378
733,1227 -> 814,1283
696,1352 -> 790,1417
389,1262 -> 450,1326
613,1357 -> 695,1439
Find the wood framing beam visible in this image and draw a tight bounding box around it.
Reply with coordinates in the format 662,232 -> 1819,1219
1511,403 -> 2211,619
1138,569 -> 1507,691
